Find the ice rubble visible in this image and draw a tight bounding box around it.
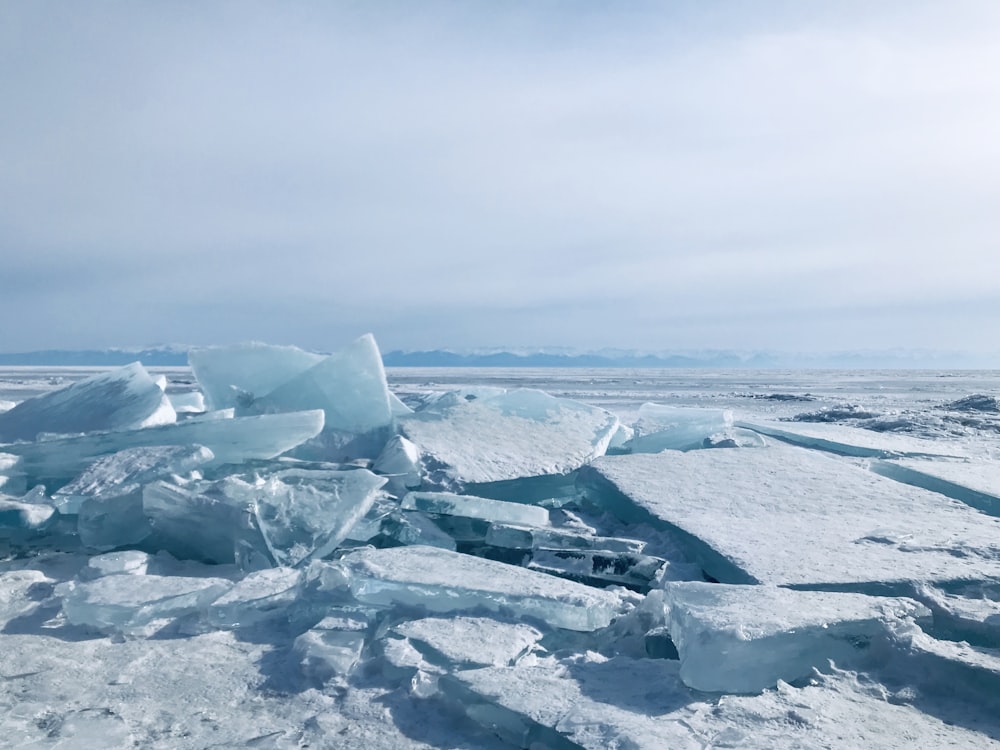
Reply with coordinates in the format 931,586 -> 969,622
2,342 -> 1000,747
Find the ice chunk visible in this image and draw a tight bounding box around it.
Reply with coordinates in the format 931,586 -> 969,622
529,549 -> 664,590
0,362 -> 175,442
334,545 -> 625,631
873,458 -> 1000,517
142,480 -> 254,564
293,613 -> 369,684
223,469 -> 387,567
5,409 -> 325,486
0,452 -> 26,495
57,573 -> 231,636
484,523 -> 646,554
82,550 -> 153,578
0,496 -> 55,531
389,391 -> 413,416
207,566 -> 303,629
188,341 -> 323,410
54,444 -> 214,515
380,510 -> 458,550
372,435 -> 422,494
243,334 -> 394,460
399,388 -> 619,487
627,404 -> 733,452
579,444 -> 1000,588
401,491 -> 550,527
168,389 -> 206,414
393,616 -> 542,668
663,582 -> 929,693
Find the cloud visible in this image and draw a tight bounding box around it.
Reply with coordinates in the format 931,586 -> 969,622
2,1 -> 999,353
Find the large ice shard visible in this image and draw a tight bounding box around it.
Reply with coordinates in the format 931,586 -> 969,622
224,468 -> 387,567
663,582 -> 929,693
241,334 -> 394,460
4,409 -> 324,486
188,342 -> 323,411
627,404 -> 733,452
579,444 -> 1000,588
333,545 -> 626,631
0,362 -> 175,442
372,435 -> 422,494
401,491 -> 549,527
399,388 -> 619,487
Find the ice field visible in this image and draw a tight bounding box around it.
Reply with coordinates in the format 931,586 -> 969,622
2,336 -> 1000,748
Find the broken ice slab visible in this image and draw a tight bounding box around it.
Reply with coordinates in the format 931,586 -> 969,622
53,444 -> 215,515
626,404 -> 733,453
579,444 -> 1000,589
872,458 -> 1000,517
736,419 -> 968,458
167,389 -> 206,414
334,545 -> 626,631
372,435 -> 422,495
401,491 -> 550,527
56,573 -> 231,636
443,654 -> 992,750
142,480 -> 256,564
222,468 -> 387,567
3,409 -> 325,487
188,341 -> 323,410
81,550 -> 153,579
392,616 -> 542,669
241,334 -> 394,460
0,496 -> 55,533
206,566 -> 303,629
0,452 -> 26,495
399,388 -> 619,487
294,621 -> 367,685
914,582 -> 1000,647
379,510 -> 457,551
0,362 -> 175,442
663,581 -> 929,693
484,523 -> 646,554
389,391 -> 413,416
528,549 -> 664,590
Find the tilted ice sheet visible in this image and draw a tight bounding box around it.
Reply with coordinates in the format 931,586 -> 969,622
579,445 -> 1000,587
188,341 -> 323,411
0,362 -> 175,442
334,545 -> 625,631
4,409 -> 325,486
627,404 -> 733,452
399,388 -> 619,486
737,419 -> 969,458
401,491 -> 550,527
873,458 -> 1000,517
663,582 -> 929,693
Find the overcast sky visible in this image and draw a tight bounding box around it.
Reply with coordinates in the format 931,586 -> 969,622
3,1 -> 999,355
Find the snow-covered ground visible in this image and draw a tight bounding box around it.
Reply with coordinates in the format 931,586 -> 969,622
2,350 -> 1000,748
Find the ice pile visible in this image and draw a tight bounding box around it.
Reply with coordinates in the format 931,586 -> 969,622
2,335 -> 1000,748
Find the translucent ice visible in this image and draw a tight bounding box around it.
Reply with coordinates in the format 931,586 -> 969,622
0,496 -> 55,532
0,362 -> 175,442
528,549 -> 664,590
6,409 -> 325,487
483,523 -> 646,555
334,545 -> 625,631
242,334 -> 394,460
663,582 -> 929,693
142,481 -> 252,564
0,452 -> 26,495
207,567 -> 303,629
188,341 -> 323,411
168,389 -> 206,414
224,468 -> 387,567
401,491 -> 550,527
627,404 -> 734,453
293,613 -> 369,684
399,388 -> 619,487
57,573 -> 231,636
372,435 -> 422,494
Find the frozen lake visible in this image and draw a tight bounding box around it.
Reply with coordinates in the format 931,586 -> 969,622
2,362 -> 1000,748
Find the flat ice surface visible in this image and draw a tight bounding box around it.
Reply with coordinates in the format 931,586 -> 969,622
401,490 -> 550,527
335,545 -> 625,631
399,388 -> 619,486
4,409 -> 325,484
581,445 -> 1000,587
874,458 -> 1000,516
663,582 -> 928,693
392,616 -> 542,668
444,655 -> 991,749
737,419 -> 969,458
0,362 -> 175,442
188,341 -> 323,410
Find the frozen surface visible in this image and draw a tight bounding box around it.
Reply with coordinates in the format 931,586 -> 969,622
393,616 -> 542,668
663,582 -> 929,693
738,419 -> 969,458
627,403 -> 734,452
400,388 -> 619,486
187,341 -> 323,410
335,545 -> 626,631
580,445 -> 1000,587
874,457 -> 1000,516
0,362 -> 175,442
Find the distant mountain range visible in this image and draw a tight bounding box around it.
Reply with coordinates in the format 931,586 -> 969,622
0,346 -> 996,369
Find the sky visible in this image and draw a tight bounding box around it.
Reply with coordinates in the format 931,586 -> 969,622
2,1 -> 1000,356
